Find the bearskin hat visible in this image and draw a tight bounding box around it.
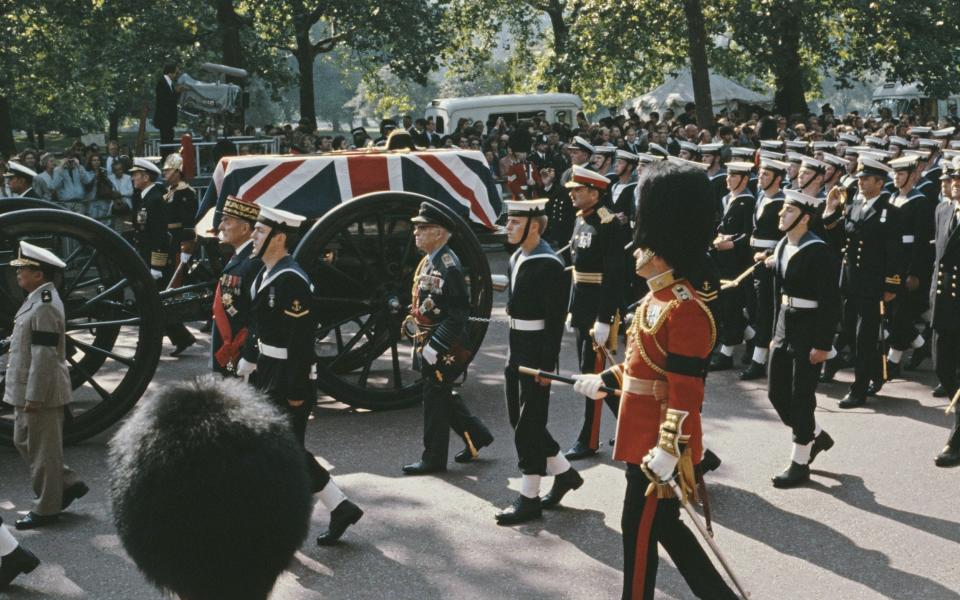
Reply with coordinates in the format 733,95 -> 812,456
109,376 -> 312,600
509,126 -> 532,154
633,160 -> 715,278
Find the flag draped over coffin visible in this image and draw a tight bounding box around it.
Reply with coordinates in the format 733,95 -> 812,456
198,150 -> 502,230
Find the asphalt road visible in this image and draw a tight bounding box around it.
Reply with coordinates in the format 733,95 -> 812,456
2,249 -> 958,599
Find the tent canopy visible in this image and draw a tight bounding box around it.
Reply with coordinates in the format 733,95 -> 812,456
626,69 -> 773,115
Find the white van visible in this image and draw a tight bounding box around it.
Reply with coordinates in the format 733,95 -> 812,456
425,93 -> 583,135
870,82 -> 959,120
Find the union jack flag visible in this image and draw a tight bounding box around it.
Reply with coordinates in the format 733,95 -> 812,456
198,149 -> 502,229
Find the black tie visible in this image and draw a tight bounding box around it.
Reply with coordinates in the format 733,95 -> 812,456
951,210 -> 959,235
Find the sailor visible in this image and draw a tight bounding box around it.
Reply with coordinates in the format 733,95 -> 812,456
766,190 -> 841,487
402,202 -> 494,474
785,139 -> 810,156
4,242 -> 88,530
701,142 -> 727,222
495,199 -> 582,525
885,156 -> 936,377
3,162 -> 39,198
709,161 -> 757,371
820,153 -> 849,193
796,156 -> 828,198
563,165 -> 627,460
821,158 -> 902,407
159,152 -> 198,356
887,136 -> 910,159
611,149 -> 639,218
212,195 -> 262,375
741,158 -> 789,380
784,152 -> 804,190
593,144 -> 617,178
918,138 -> 945,200
240,206 -> 364,545
677,140 -> 701,162
572,160 -> 738,600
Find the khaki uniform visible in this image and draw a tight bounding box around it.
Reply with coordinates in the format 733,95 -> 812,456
3,281 -> 79,516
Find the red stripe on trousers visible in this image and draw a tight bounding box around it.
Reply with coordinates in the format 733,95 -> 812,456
348,155 -> 389,197
416,154 -> 494,229
632,493 -> 659,599
243,160 -> 305,203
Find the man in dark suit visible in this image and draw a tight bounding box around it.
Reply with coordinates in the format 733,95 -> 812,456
153,63 -> 181,152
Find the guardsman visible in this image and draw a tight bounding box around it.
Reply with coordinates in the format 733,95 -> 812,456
821,158 -> 902,408
3,162 -> 39,198
766,190 -> 841,487
573,161 -> 738,600
495,199 -> 583,525
212,195 -> 262,375
4,242 -> 88,530
885,156 -> 936,377
709,160 -> 756,371
402,202 -> 494,475
0,520 -> 40,588
242,206 -> 363,545
931,159 -> 960,467
503,129 -> 538,200
741,158 -> 789,380
563,165 -> 626,460
160,152 -> 198,356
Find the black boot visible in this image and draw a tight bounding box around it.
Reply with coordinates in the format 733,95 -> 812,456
934,446 -> 960,468
709,353 -> 734,371
932,384 -> 953,398
542,468 -> 584,509
495,495 -> 542,525
906,343 -> 930,370
809,431 -> 834,465
563,441 -> 597,460
866,380 -> 884,396
316,500 -> 364,546
772,462 -> 810,488
402,461 -> 446,475
700,449 -> 722,473
738,361 -> 766,380
839,391 -> 867,409
454,432 -> 493,463
0,545 -> 40,589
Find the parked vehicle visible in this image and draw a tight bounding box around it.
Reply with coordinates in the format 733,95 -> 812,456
425,93 -> 583,134
870,82 -> 960,121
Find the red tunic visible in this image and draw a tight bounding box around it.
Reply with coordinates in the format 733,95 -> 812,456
607,275 -> 716,465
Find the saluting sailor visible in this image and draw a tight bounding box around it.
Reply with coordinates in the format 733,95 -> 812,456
495,199 -> 583,525
241,206 -> 364,546
766,190 -> 842,488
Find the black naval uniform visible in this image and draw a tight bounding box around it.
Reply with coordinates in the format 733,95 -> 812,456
769,232 -> 842,443
131,182 -> 170,274
569,202 -> 627,451
411,245 -> 492,467
212,240 -> 261,375
161,182 -> 199,348
546,165 -> 583,249
931,200 -> 960,453
708,169 -> 728,226
714,189 -> 756,347
504,240 -> 566,475
245,255 -> 329,492
888,189 -> 936,356
750,189 -> 786,354
823,192 -> 903,399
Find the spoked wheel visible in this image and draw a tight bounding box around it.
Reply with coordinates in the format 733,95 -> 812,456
294,192 -> 492,411
0,209 -> 162,444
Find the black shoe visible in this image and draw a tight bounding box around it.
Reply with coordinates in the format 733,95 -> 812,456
454,433 -> 493,463
932,384 -> 952,398
905,345 -> 930,370
198,320 -> 213,333
62,481 -> 89,511
738,361 -> 766,381
741,342 -> 754,366
809,431 -> 834,465
700,449 -> 722,474
563,442 -> 598,461
885,362 -> 901,380
838,392 -> 867,409
14,512 -> 59,531
934,446 -> 960,468
170,339 -> 195,357
401,461 -> 446,476
866,380 -> 884,396
709,354 -> 734,371
772,462 -> 810,488
542,468 -> 584,509
608,438 -> 616,447
819,358 -> 842,383
0,545 -> 40,589
316,500 -> 363,546
495,495 -> 542,525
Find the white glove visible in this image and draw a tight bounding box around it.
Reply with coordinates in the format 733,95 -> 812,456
565,314 -> 574,333
421,344 -> 438,365
150,269 -> 163,280
593,321 -> 611,346
179,252 -> 192,265
573,374 -> 606,399
643,447 -> 680,482
236,358 -> 257,379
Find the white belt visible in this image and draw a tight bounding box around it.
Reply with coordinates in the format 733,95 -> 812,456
258,341 -> 288,359
750,237 -> 779,249
781,295 -> 818,309
509,318 -> 545,331
622,375 -> 668,399
902,235 -> 915,243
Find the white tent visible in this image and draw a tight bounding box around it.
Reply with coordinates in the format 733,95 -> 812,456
625,69 -> 773,116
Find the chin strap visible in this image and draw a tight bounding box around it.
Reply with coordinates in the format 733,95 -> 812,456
517,217 -> 533,246
252,227 -> 280,259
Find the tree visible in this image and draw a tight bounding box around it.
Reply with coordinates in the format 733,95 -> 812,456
683,0 -> 715,128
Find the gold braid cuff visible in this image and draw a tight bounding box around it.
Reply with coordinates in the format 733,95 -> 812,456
657,408 -> 688,457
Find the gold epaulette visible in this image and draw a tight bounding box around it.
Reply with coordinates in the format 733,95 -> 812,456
597,206 -> 614,224
885,275 -> 902,285
150,252 -> 169,267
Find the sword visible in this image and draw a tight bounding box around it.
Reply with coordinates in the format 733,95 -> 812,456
946,388 -> 960,415
880,300 -> 888,381
720,260 -> 763,291
664,479 -> 751,599
517,366 -> 621,395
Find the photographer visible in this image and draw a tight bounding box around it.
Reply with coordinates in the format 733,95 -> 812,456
83,153 -> 115,220
53,153 -> 86,213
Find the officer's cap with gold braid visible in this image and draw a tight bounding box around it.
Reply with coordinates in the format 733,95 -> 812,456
504,198 -> 548,217
223,195 -> 261,223
564,164 -> 610,190
10,240 -> 67,269
128,157 -> 161,177
3,161 -> 37,180
257,205 -> 306,232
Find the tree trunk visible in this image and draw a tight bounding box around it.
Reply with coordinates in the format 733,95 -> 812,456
37,131 -> 45,150
217,0 -> 246,131
295,31 -> 317,125
25,127 -> 35,145
0,96 -> 15,156
683,0 -> 714,129
544,5 -> 571,93
108,110 -> 121,141
771,1 -> 807,117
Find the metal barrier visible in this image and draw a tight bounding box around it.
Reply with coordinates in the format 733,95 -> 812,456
146,137 -> 282,176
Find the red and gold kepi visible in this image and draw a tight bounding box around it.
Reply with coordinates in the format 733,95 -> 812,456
222,195 -> 261,223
